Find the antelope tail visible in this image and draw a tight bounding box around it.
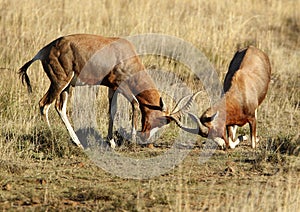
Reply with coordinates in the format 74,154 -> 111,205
18,48 -> 45,93
18,59 -> 36,93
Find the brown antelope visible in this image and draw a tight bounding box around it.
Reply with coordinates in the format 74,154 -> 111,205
183,46 -> 271,149
19,34 -> 204,149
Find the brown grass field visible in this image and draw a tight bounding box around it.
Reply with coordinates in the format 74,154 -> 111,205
0,0 -> 299,211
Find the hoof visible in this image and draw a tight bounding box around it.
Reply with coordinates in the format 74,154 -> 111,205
77,143 -> 84,149
109,139 -> 116,149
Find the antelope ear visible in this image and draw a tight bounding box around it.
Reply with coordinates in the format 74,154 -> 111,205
160,97 -> 167,112
159,116 -> 173,124
200,111 -> 219,123
157,116 -> 172,125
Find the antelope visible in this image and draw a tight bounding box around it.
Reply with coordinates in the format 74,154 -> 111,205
18,34 -> 204,149
182,46 -> 271,149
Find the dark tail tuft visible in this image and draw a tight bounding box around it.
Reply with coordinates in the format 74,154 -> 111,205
18,60 -> 34,93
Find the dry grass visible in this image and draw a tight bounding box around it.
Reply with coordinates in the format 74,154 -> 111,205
0,0 -> 299,210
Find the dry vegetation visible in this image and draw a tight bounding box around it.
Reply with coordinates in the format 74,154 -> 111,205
0,0 -> 299,211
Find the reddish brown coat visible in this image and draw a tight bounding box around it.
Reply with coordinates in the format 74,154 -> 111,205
200,46 -> 271,149
19,34 -> 171,148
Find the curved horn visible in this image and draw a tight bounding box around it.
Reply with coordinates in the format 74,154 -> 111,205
170,91 -> 202,121
169,112 -> 208,137
171,91 -> 202,114
160,97 -> 167,112
167,91 -> 208,137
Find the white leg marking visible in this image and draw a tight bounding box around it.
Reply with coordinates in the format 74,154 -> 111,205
251,109 -> 258,148
251,136 -> 256,149
58,92 -> 84,149
232,125 -> 237,140
109,138 -> 116,149
131,127 -> 137,142
44,104 -> 51,127
228,137 -> 240,149
255,109 -> 259,143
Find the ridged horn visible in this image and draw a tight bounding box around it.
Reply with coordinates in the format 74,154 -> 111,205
170,112 -> 208,137
170,91 -> 202,120
168,91 -> 208,137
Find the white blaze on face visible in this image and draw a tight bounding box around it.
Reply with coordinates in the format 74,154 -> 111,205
214,137 -> 226,149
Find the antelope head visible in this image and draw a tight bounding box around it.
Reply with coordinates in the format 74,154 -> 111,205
137,91 -> 209,142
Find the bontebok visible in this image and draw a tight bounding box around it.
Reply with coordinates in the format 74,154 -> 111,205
19,34 -> 202,149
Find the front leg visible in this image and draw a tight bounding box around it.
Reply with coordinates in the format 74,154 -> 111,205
227,125 -> 250,149
56,89 -> 84,149
211,128 -> 227,150
227,125 -> 237,141
213,137 -> 226,150
131,99 -> 139,143
107,88 -> 117,149
248,115 -> 257,149
215,129 -> 236,150
227,126 -> 240,149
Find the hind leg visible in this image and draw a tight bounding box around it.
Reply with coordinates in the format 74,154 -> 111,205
39,84 -> 59,127
40,104 -> 51,127
107,88 -> 117,149
227,125 -> 237,141
131,99 -> 139,143
248,110 -> 257,149
39,70 -> 83,149
55,87 -> 83,149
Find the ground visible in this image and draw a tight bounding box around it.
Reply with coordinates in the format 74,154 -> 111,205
0,0 -> 299,211
0,135 -> 299,211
